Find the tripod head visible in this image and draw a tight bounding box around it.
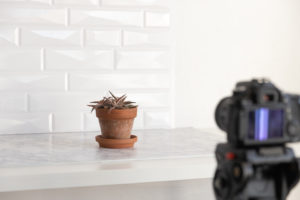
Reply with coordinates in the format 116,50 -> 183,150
213,144 -> 300,200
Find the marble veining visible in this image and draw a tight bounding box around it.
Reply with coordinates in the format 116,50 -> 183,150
0,128 -> 225,168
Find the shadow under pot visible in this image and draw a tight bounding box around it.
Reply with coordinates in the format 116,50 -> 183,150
95,107 -> 137,149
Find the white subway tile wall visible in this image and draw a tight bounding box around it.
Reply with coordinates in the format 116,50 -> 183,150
0,0 -> 172,134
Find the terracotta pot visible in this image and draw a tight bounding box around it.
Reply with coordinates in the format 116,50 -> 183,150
96,107 -> 137,139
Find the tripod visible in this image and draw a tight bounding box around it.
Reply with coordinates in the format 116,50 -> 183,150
213,143 -> 300,200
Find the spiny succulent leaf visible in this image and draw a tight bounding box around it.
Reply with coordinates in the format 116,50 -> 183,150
90,101 -> 100,103
124,101 -> 135,104
109,91 -> 118,100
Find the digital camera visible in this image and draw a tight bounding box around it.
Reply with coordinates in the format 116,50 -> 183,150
215,79 -> 300,147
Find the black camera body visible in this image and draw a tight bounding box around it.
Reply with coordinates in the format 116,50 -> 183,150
215,79 -> 300,147
213,79 -> 300,200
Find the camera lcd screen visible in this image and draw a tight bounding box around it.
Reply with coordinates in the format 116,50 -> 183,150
248,108 -> 284,141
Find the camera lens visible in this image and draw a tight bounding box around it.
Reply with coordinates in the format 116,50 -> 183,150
215,97 -> 232,132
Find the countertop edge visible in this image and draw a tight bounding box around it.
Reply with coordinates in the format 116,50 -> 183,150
0,156 -> 216,192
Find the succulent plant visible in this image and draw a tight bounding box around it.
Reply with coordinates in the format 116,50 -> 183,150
88,91 -> 137,113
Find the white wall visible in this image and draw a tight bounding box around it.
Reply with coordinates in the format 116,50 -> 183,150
0,0 -> 173,134
174,0 -> 300,130
3,0 -> 300,134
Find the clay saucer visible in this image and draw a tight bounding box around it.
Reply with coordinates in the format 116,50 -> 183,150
95,135 -> 137,149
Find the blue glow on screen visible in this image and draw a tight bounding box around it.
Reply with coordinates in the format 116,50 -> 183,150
254,108 -> 269,141
248,108 -> 284,141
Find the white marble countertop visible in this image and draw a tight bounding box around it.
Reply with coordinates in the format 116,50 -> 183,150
0,128 -> 225,192
0,128 -> 225,168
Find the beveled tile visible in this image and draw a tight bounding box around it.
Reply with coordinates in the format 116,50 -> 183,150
0,93 -> 26,112
123,29 -> 170,46
52,112 -> 82,132
21,29 -> 81,46
116,50 -> 170,69
54,0 -> 98,5
45,49 -> 113,70
0,0 -> 25,2
86,29 -> 121,46
0,48 -> 40,71
0,113 -> 50,134
102,0 -> 170,6
0,73 -> 65,91
29,0 -> 50,4
0,0 -> 51,3
0,8 -> 65,25
71,10 -> 143,27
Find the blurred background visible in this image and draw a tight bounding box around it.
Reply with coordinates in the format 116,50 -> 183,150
175,0 -> 300,130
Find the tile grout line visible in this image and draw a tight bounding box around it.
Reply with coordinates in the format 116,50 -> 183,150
143,10 -> 147,28
41,48 -> 45,71
65,72 -> 69,91
49,113 -> 53,133
113,48 -> 117,70
65,8 -> 70,27
15,27 -> 20,47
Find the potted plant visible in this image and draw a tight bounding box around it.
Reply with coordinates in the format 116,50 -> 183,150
88,92 -> 138,149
